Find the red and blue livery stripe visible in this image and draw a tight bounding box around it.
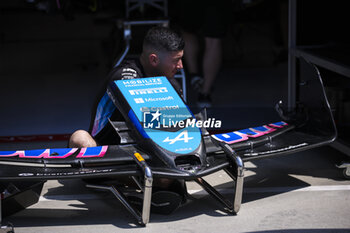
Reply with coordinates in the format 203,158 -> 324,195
0,146 -> 108,159
212,121 -> 288,144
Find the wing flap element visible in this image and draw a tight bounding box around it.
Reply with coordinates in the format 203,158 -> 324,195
0,144 -> 150,180
210,58 -> 337,160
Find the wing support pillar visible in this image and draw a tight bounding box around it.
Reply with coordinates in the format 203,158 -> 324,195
86,152 -> 153,226
195,143 -> 244,214
223,143 -> 244,213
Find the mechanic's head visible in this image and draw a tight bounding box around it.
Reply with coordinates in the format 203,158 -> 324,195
141,26 -> 184,79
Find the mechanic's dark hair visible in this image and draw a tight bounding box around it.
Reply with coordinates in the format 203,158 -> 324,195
143,26 -> 185,53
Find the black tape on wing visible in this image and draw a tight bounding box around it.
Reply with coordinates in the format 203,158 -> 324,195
0,163 -> 143,181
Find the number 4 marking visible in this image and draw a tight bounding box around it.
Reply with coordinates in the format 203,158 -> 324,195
163,130 -> 193,144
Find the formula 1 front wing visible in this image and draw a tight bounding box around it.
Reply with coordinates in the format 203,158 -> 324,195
0,58 -> 336,226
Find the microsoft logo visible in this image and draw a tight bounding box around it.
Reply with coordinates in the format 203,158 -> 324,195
134,98 -> 144,104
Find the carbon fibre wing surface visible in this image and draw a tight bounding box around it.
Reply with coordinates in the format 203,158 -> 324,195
0,144 -> 151,180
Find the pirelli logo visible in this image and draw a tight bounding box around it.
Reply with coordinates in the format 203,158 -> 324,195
129,87 -> 168,95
